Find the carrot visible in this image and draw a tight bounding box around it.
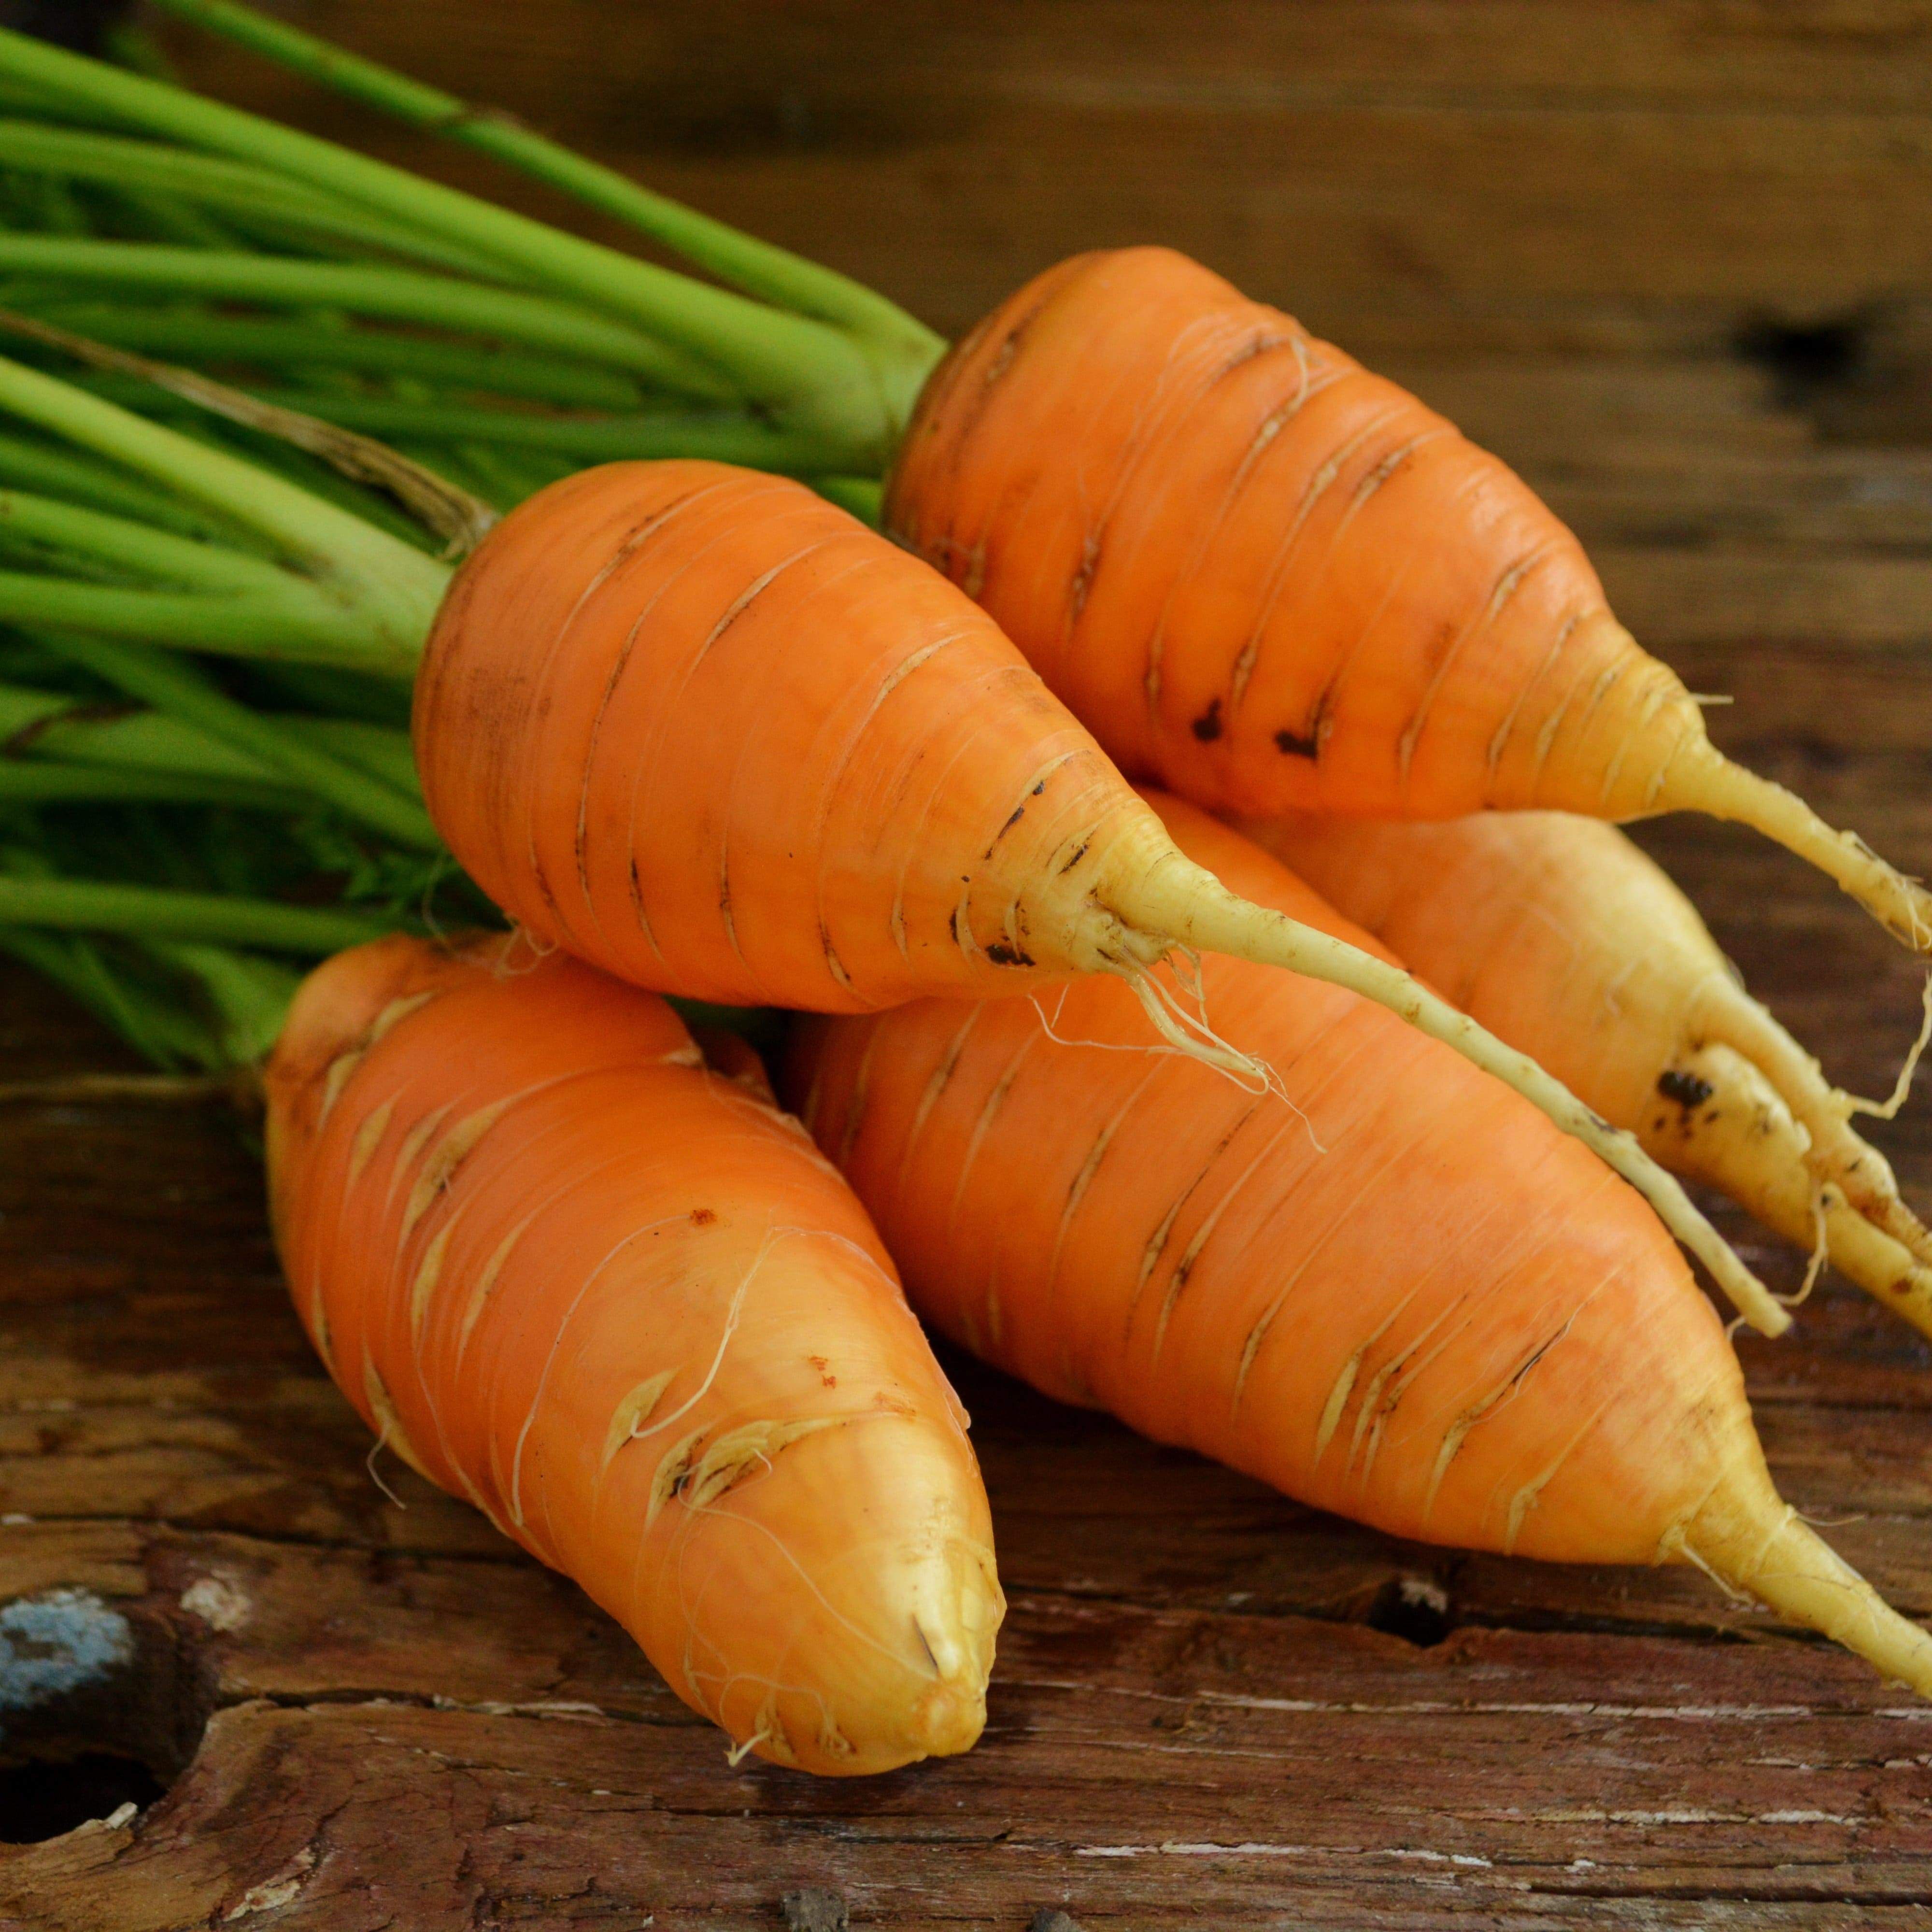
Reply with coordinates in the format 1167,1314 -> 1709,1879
403,454 -> 1781,1324
1242,809 -> 1932,1335
784,792 -> 1932,1696
884,248 -> 1932,955
265,930 -> 1001,1775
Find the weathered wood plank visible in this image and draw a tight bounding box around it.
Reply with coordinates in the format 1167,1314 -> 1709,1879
156,2 -> 1932,351
0,5 -> 1929,1921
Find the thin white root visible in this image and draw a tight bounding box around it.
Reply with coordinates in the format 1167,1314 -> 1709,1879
1850,974 -> 1932,1121
1119,961 -> 1269,1089
1118,856 -> 1791,1337
1657,746 -> 1932,956
1777,1185 -> 1836,1312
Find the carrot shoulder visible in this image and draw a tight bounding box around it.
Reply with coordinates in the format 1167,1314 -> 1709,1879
784,794 -> 1932,1698
265,933 -> 1001,1775
886,247 -> 1932,954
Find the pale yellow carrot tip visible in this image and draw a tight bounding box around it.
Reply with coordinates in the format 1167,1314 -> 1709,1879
1679,1466 -> 1932,1700
1114,856 -> 1791,1338
1827,1200 -> 1932,1343
1665,751 -> 1932,958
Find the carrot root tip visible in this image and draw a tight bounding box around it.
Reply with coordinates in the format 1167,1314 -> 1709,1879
1677,1467 -> 1932,1699
1656,749 -> 1932,956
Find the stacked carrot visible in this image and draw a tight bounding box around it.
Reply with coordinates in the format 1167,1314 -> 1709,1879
0,5 -> 1929,1776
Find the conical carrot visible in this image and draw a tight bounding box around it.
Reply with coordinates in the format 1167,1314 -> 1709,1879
410,456 -> 1781,1324
885,248 -> 1932,953
266,931 -> 1001,1775
784,794 -> 1932,1696
1244,809 -> 1932,1335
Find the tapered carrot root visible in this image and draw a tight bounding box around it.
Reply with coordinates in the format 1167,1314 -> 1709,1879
417,458 -> 1768,1313
264,933 -> 1001,1774
784,796 -> 1932,1698
886,248 -> 1932,954
1248,810 -> 1932,1332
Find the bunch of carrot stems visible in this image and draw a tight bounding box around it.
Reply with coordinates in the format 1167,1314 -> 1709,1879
3,4 -> 1932,1777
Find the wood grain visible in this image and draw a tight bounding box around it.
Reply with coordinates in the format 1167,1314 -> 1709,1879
2,2 -> 1932,1923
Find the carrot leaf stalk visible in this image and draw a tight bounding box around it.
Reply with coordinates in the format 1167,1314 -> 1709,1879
139,0 -> 944,381
28,629 -> 438,847
0,872 -> 389,951
0,23 -> 932,467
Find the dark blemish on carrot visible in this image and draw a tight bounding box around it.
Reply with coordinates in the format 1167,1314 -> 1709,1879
952,905 -> 970,949
1658,1069 -> 1716,1109
986,941 -> 1035,967
1275,728 -> 1319,759
1031,780 -> 1046,796
690,1208 -> 716,1226
1059,840 -> 1091,874
986,803 -> 1028,856
1193,699 -> 1223,742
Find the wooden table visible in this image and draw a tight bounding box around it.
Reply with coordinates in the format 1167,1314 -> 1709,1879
8,4 -> 1932,1924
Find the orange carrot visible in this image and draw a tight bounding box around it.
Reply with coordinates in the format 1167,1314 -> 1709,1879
783,792 -> 1932,1696
414,457 -> 1777,1324
264,931 -> 1001,1775
886,248 -> 1932,952
1243,810 -> 1932,1334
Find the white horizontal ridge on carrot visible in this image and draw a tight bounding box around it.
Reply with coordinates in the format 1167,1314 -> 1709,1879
265,932 -> 1001,1775
785,794 -> 1932,1699
885,249 -> 1932,958
1248,810 -> 1932,1335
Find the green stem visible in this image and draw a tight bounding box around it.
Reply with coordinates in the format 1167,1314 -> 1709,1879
0,353 -> 447,666
0,28 -> 898,456
81,377 -> 857,472
0,676 -> 256,777
146,0 -> 943,368
142,937 -> 298,1065
813,476 -> 885,526
98,181 -> 238,250
0,572 -> 401,663
0,871 -> 389,950
282,714 -> 419,797
30,303 -> 647,409
31,631 -> 439,848
0,238 -> 729,396
0,673 -> 419,796
0,923 -> 212,1067
0,758 -> 298,807
0,118 -> 513,278
0,485 -> 305,591
0,424 -> 241,540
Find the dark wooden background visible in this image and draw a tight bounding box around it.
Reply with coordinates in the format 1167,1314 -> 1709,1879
9,3 -> 1932,1926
